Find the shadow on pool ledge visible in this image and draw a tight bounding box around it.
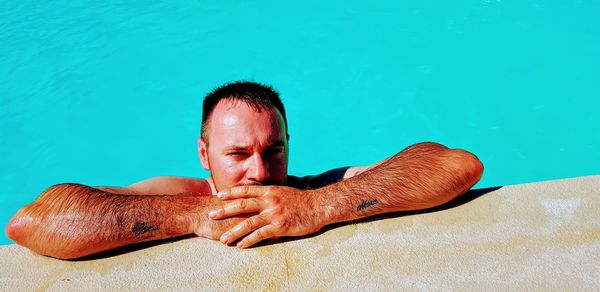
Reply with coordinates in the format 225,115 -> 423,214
70,186 -> 502,261
69,234 -> 198,261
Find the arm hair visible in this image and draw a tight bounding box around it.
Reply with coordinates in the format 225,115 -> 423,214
318,142 -> 484,224
6,184 -> 225,259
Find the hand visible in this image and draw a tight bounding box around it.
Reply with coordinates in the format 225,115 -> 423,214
208,185 -> 328,248
191,196 -> 251,241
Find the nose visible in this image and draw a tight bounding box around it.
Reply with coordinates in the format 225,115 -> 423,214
246,153 -> 269,183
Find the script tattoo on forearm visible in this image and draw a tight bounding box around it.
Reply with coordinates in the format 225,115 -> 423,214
132,221 -> 159,234
357,199 -> 379,211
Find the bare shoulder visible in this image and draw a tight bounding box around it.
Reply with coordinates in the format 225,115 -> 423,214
288,164 -> 382,190
126,176 -> 212,195
342,166 -> 370,179
288,167 -> 351,190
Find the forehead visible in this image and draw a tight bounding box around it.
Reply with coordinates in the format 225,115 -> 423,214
206,99 -> 286,146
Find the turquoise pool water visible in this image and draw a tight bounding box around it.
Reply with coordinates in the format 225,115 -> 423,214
1,1 -> 599,245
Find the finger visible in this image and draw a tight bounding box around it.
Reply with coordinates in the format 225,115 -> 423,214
220,215 -> 267,245
217,185 -> 272,199
237,225 -> 278,249
208,198 -> 262,219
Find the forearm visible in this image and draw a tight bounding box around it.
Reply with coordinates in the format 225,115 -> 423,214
6,184 -> 214,259
318,142 -> 484,225
93,186 -> 144,195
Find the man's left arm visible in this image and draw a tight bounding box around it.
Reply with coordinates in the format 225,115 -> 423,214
209,142 -> 484,248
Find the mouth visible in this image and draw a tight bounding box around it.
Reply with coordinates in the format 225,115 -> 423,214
237,180 -> 281,187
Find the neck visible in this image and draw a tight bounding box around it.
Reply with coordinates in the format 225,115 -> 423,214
206,177 -> 218,196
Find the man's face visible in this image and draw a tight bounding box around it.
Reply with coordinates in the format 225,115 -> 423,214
198,99 -> 289,192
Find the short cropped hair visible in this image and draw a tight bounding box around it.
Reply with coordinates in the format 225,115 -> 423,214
201,81 -> 288,143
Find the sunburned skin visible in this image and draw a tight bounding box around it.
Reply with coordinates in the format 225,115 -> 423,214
6,95 -> 483,259
198,99 -> 290,193
209,142 -> 483,248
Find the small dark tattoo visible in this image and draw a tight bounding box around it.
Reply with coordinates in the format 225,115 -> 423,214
357,199 -> 379,211
132,221 -> 159,234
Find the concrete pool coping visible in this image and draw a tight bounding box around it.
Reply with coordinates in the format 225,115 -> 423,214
1,175 -> 598,290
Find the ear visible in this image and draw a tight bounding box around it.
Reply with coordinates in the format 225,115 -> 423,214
198,137 -> 210,170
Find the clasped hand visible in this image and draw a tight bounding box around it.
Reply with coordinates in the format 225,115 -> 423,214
208,186 -> 326,248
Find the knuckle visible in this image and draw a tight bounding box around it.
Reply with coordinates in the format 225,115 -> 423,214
254,216 -> 266,226
245,216 -> 263,229
272,220 -> 287,230
268,195 -> 281,205
252,198 -> 261,208
255,229 -> 266,239
238,199 -> 247,210
244,218 -> 255,229
272,205 -> 284,216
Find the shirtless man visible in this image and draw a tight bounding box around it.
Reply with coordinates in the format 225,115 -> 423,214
6,81 -> 484,259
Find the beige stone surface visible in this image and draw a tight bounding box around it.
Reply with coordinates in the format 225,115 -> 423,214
1,175 -> 599,291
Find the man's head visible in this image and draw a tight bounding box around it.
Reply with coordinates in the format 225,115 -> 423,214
198,81 -> 290,191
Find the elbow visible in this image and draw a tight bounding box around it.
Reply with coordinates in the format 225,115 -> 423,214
453,149 -> 484,189
408,142 -> 484,187
5,205 -> 32,246
473,155 -> 484,183
465,151 -> 484,184
6,184 -> 68,245
6,214 -> 21,243
6,184 -> 93,260
404,142 -> 484,189
6,212 -> 85,260
6,206 -> 42,255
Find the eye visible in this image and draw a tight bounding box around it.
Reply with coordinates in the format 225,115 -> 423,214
228,152 -> 247,158
264,148 -> 284,156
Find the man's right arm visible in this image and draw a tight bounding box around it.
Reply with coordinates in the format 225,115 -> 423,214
5,183 -> 242,259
